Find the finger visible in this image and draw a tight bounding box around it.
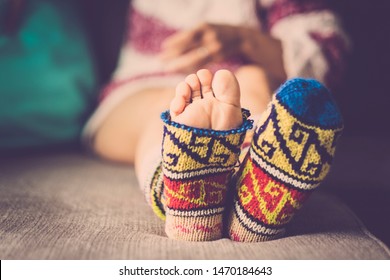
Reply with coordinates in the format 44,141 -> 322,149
163,23 -> 208,49
164,46 -> 210,72
160,29 -> 201,60
162,29 -> 199,49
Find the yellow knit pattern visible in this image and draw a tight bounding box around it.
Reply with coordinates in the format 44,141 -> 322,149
252,99 -> 342,183
149,164 -> 166,221
164,179 -> 226,208
237,160 -> 303,226
162,125 -> 243,174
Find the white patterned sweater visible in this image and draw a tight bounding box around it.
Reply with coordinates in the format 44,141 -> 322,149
83,0 -> 349,142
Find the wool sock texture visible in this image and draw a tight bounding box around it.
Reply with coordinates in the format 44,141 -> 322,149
160,109 -> 252,241
228,78 -> 344,242
143,160 -> 166,221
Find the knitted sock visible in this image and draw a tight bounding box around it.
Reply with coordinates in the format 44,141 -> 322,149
143,160 -> 166,221
142,135 -> 251,224
158,109 -> 252,241
228,78 -> 343,242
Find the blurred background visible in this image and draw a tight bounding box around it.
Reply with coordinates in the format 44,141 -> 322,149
1,0 -> 389,246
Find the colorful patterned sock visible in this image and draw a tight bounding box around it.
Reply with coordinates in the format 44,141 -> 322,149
228,78 -> 343,242
143,160 -> 166,221
142,124 -> 255,231
158,109 -> 253,241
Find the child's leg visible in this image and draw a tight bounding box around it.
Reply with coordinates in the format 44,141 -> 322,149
93,87 -> 179,224
93,87 -> 175,176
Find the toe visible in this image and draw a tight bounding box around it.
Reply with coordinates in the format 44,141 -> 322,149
170,81 -> 191,117
212,69 -> 241,108
197,69 -> 214,99
276,78 -> 343,128
185,73 -> 202,100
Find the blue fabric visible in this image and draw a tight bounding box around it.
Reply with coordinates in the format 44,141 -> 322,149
0,0 -> 96,150
276,78 -> 343,128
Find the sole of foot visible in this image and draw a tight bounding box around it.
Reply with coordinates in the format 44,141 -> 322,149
170,69 -> 243,131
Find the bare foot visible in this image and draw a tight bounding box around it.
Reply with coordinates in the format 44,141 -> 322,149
170,69 -> 243,130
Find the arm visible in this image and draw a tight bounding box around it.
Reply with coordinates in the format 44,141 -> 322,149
159,23 -> 287,84
261,0 -> 350,88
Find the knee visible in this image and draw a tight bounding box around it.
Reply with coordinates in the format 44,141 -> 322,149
235,65 -> 268,82
235,65 -> 279,92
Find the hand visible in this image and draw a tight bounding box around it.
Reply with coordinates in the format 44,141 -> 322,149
159,22 -> 287,84
159,23 -> 243,73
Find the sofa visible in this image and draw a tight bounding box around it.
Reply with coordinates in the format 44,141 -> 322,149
1,136 -> 389,260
